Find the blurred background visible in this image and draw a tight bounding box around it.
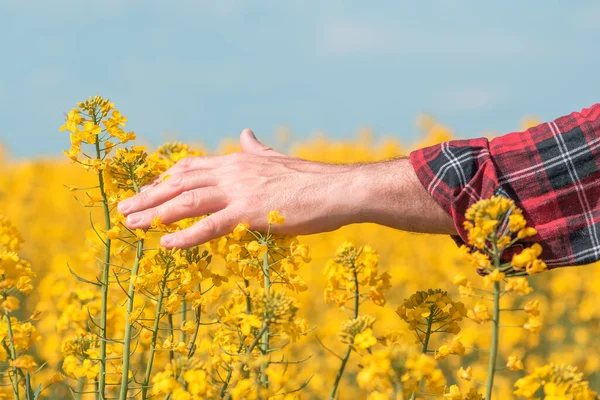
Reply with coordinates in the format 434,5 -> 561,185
1,0 -> 600,158
1,2 -> 600,398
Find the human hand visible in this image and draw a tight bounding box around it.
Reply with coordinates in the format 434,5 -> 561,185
117,129 -> 359,249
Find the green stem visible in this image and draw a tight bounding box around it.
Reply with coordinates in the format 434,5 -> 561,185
166,289 -> 175,363
485,281 -> 500,400
485,232 -> 502,400
95,121 -> 111,400
422,313 -> 433,354
219,367 -> 234,399
329,269 -> 360,400
24,373 -> 32,400
5,313 -> 20,400
187,285 -> 202,358
260,250 -> 271,388
118,238 -> 144,400
410,311 -> 433,400
179,300 -> 187,344
141,260 -> 171,399
246,325 -> 269,355
75,379 -> 84,400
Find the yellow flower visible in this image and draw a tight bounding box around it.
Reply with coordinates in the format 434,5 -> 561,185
2,296 -> 20,312
508,213 -> 527,232
12,354 -> 38,372
543,382 -> 568,399
526,259 -> 547,275
60,108 -> 86,133
483,268 -> 505,286
152,370 -> 177,395
444,385 -> 462,400
435,345 -> 451,360
507,355 -> 524,371
239,314 -> 261,336
467,303 -> 492,323
63,144 -> 81,161
180,320 -> 196,335
246,240 -> 267,257
354,328 -> 377,350
524,300 -> 540,316
504,277 -> 533,295
458,366 -> 472,381
106,226 -> 121,240
184,369 -> 209,395
165,293 -> 181,314
231,223 -> 249,240
511,243 -> 543,270
464,388 -> 484,400
453,272 -> 468,286
267,210 -> 285,225
517,227 -> 537,239
524,316 -> 543,334
435,337 -> 464,360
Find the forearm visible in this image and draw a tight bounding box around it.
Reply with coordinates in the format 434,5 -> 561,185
343,157 -> 456,235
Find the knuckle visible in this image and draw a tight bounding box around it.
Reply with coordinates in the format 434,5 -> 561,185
148,207 -> 160,220
201,217 -> 217,235
179,190 -> 197,207
229,152 -> 242,161
168,173 -> 184,189
177,156 -> 194,169
136,191 -> 149,205
226,153 -> 244,167
242,194 -> 259,210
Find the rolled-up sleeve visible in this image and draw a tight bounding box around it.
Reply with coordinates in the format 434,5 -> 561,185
410,103 -> 600,268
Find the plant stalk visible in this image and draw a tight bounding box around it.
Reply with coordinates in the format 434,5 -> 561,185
260,250 -> 271,387
410,310 -> 433,400
118,238 -> 144,400
94,120 -> 111,400
329,269 -> 360,400
141,260 -> 171,399
485,281 -> 500,400
5,313 -> 20,400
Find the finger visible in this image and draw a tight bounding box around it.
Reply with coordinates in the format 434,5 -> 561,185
160,210 -> 238,249
118,171 -> 218,215
125,187 -> 228,229
139,155 -> 222,191
240,128 -> 284,157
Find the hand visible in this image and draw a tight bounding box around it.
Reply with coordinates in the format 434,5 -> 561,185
117,129 -> 360,249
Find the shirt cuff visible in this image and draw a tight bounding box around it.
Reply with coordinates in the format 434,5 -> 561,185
409,138 -> 502,249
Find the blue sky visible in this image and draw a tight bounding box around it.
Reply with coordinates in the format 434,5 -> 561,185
1,0 -> 599,158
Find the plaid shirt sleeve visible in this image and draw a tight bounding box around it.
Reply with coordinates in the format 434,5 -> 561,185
409,103 -> 600,268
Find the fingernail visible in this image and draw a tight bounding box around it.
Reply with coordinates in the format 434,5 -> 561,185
127,214 -> 142,226
118,199 -> 132,213
161,235 -> 174,247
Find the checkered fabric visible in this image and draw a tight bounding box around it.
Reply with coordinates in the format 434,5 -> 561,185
410,103 -> 600,268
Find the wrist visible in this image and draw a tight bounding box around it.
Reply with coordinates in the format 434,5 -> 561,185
344,157 -> 456,234
347,160 -> 403,226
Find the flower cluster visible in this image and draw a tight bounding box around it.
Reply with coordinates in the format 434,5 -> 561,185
396,289 -> 467,359
0,216 -> 41,396
514,363 -> 598,399
338,315 -> 377,351
0,99 -> 595,398
151,357 -> 217,399
60,95 -> 135,163
461,195 -> 547,277
356,345 -> 447,399
324,241 -> 391,307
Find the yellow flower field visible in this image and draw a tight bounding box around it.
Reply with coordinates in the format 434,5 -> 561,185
0,97 -> 597,399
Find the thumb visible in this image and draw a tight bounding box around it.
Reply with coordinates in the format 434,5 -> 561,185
240,128 -> 283,157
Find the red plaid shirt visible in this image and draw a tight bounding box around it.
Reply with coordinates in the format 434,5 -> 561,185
410,103 -> 600,269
